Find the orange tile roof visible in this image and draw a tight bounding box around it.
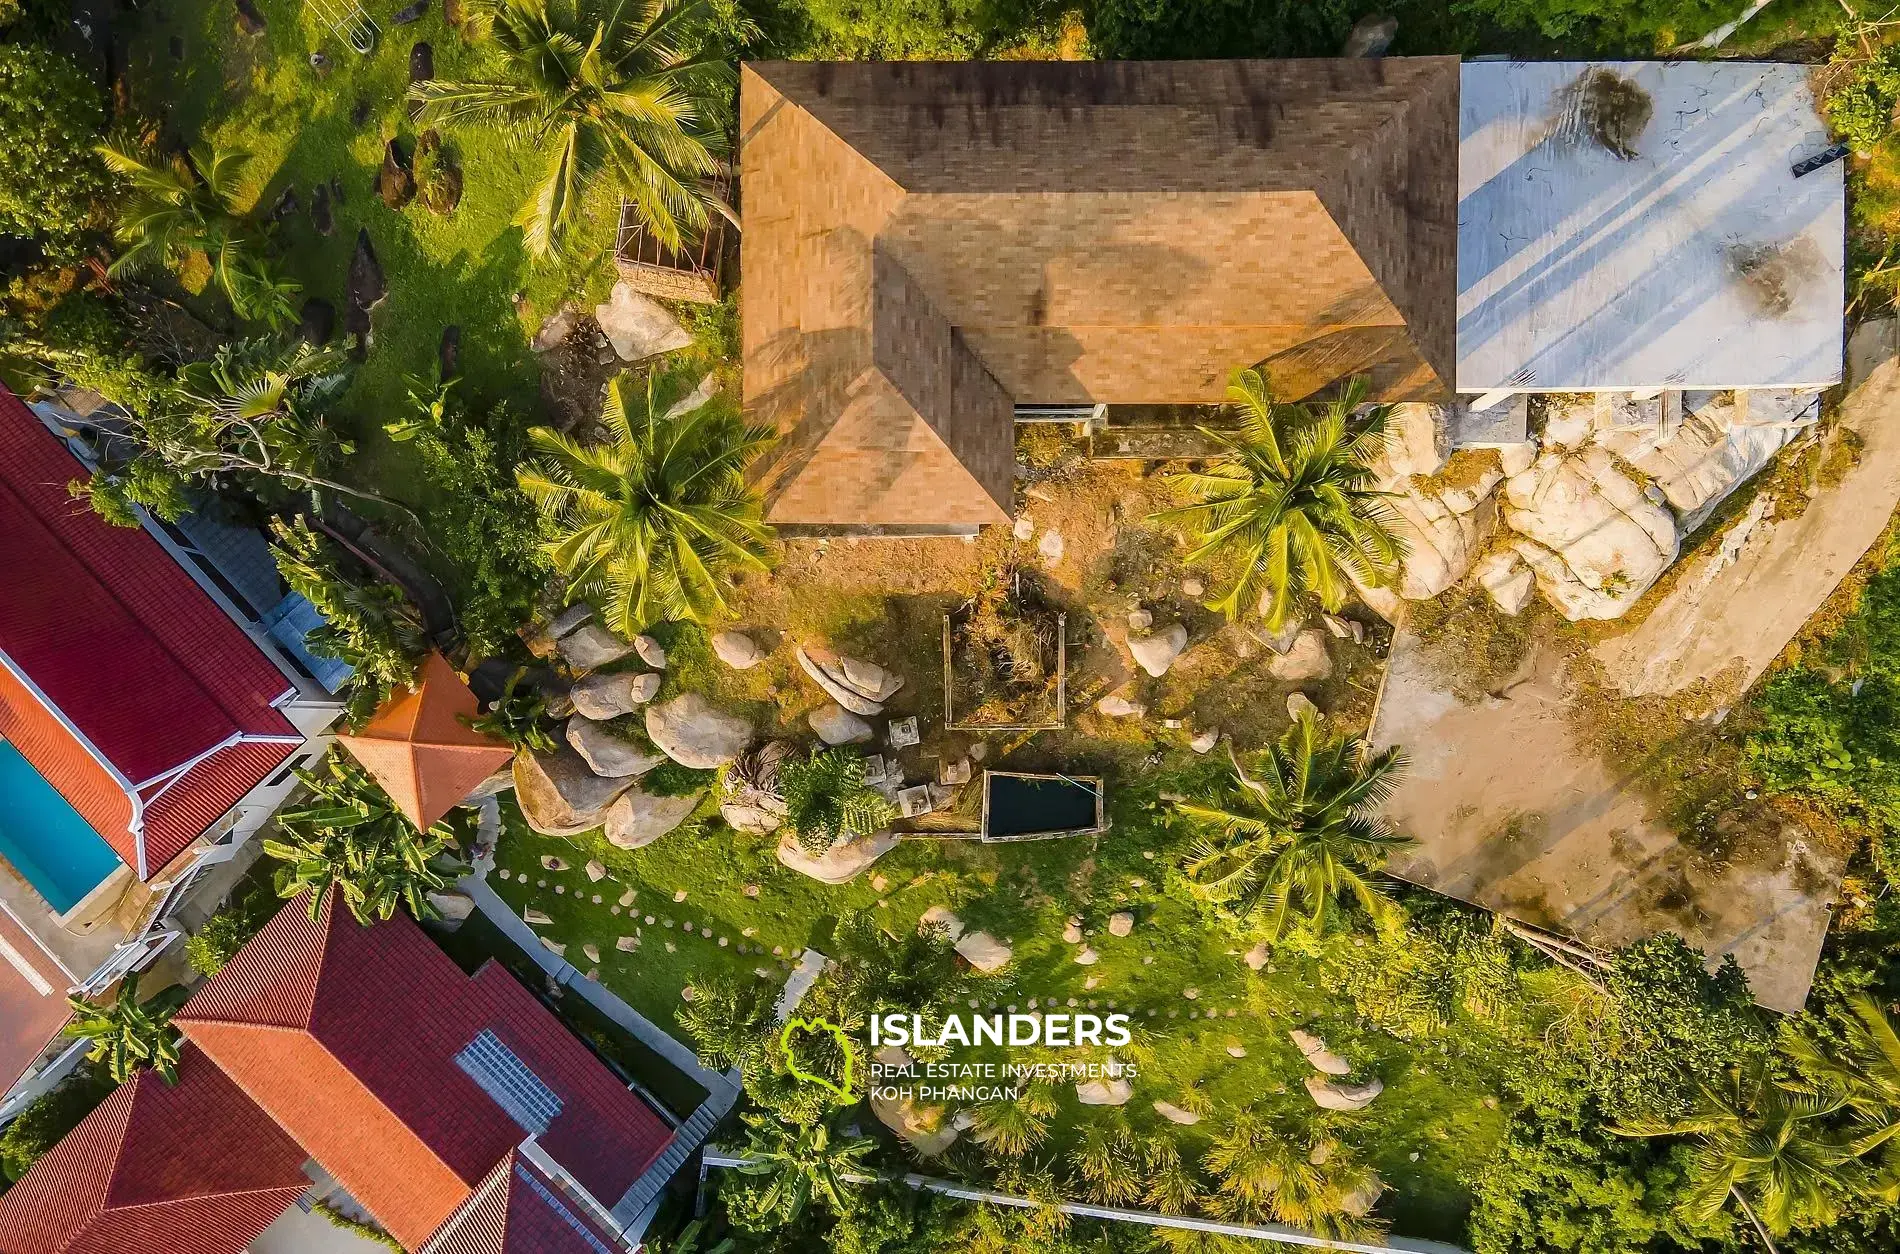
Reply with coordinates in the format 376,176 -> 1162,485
336,653 -> 515,830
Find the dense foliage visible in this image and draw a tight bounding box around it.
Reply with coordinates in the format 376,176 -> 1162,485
183,884 -> 282,977
779,747 -> 899,855
0,1065 -> 116,1183
63,973 -> 186,1086
269,518 -> 426,722
0,46 -> 110,253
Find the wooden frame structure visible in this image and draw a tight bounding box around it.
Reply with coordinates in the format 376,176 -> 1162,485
613,184 -> 730,305
979,770 -> 1105,842
942,611 -> 1067,732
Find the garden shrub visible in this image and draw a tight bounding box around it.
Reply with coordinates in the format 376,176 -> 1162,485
1827,39 -> 1900,154
1084,0 -> 1356,58
0,46 -> 110,254
0,1064 -> 116,1183
184,886 -> 280,977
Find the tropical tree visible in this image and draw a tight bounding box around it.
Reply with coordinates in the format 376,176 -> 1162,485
466,666 -> 560,752
728,1114 -> 874,1228
1615,1060 -> 1863,1251
1784,994 -> 1900,1200
1203,1114 -> 1387,1240
270,518 -> 427,724
779,747 -> 898,855
63,972 -> 185,1085
1173,710 -> 1410,940
263,754 -> 467,925
517,370 -> 774,635
1151,369 -> 1404,630
95,133 -> 297,327
969,1082 -> 1057,1158
675,973 -> 776,1071
1073,1123 -> 1142,1205
409,0 -> 731,259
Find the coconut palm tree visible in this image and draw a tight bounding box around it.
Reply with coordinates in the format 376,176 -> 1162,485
730,1113 -> 874,1225
263,754 -> 466,925
1173,710 -> 1409,940
1615,1060 -> 1863,1252
64,972 -> 185,1085
518,371 -> 774,635
1203,1114 -> 1386,1241
96,134 -> 297,327
1783,994 -> 1900,1198
1151,369 -> 1404,631
408,0 -> 730,259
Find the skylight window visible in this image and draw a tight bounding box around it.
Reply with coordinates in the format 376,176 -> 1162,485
456,1029 -> 563,1134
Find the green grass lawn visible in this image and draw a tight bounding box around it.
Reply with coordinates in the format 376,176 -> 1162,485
121,0 -> 621,500
487,755 -> 1511,1243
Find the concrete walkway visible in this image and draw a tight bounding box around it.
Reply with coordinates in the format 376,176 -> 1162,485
1596,323 -> 1900,701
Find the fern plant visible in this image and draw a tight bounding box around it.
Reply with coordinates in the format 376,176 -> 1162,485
779,748 -> 897,855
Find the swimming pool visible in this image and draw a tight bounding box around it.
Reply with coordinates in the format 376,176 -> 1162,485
0,742 -> 124,915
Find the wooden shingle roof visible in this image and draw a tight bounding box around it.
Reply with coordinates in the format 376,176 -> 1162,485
739,58 -> 1459,529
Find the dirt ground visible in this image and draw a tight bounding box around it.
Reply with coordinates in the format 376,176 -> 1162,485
693,450 -> 1389,830
1371,622 -> 1848,1013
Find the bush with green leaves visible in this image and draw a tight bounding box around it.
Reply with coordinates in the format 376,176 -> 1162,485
388,377 -> 544,660
0,1064 -> 116,1183
779,748 -> 898,855
63,972 -> 188,1085
1827,38 -> 1900,154
0,46 -> 111,253
269,518 -> 426,725
184,886 -> 282,977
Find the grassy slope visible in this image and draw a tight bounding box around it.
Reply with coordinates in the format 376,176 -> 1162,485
120,0 -> 620,501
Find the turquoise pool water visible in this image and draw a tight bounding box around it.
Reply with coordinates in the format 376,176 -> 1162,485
0,742 -> 124,914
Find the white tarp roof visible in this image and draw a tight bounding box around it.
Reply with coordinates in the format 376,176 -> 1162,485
1457,61 -> 1843,392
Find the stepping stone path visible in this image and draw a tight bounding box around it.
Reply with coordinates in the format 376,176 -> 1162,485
1062,916 -> 1084,944
582,944 -> 600,964
1226,1043 -> 1247,1058
585,860 -> 606,882
1074,947 -> 1099,966
1108,912 -> 1134,937
619,888 -> 636,907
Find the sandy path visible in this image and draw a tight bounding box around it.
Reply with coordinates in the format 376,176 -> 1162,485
1595,324 -> 1900,700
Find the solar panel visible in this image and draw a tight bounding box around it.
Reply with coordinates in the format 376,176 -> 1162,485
456,1029 -> 563,1134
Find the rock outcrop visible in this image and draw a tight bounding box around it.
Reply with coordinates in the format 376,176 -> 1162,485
796,645 -> 904,716
603,787 -> 702,849
712,630 -> 764,669
568,671 -> 658,720
1504,448 -> 1678,620
1129,622 -> 1189,677
566,717 -> 664,778
645,693 -> 749,768
594,282 -> 691,362
1388,464 -> 1504,600
513,748 -> 635,836
1476,549 -> 1536,615
558,623 -> 638,671
809,702 -> 873,745
776,829 -> 899,883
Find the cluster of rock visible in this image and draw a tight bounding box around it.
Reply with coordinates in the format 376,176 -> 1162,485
1290,1027 -> 1382,1111
514,609 -> 749,850
1370,390 -> 1814,622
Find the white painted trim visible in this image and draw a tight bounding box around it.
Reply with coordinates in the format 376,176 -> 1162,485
0,896 -> 79,985
0,930 -> 53,996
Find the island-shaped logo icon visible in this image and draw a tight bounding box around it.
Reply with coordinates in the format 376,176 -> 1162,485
779,1016 -> 857,1099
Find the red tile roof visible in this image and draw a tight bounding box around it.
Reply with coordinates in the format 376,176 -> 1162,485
423,1151 -> 628,1254
0,386 -> 305,878
0,1046 -> 311,1254
338,653 -> 516,830
176,894 -> 674,1249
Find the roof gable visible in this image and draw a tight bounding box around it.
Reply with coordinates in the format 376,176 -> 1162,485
739,58 -> 1458,528
337,653 -> 515,830
0,1049 -> 309,1254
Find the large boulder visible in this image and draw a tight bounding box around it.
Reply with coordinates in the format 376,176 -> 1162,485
1268,629 -> 1332,682
1388,465 -> 1503,599
646,693 -> 750,768
566,717 -> 664,778
1076,1072 -> 1134,1106
1597,392 -> 1804,532
1129,622 -> 1189,677
777,829 -> 899,883
1368,402 -> 1447,486
594,282 -> 691,362
513,748 -> 636,836
568,671 -> 658,720
603,787 -> 702,849
796,645 -> 903,716
424,890 -> 474,930
559,623 -> 637,671
1476,550 -> 1535,616
712,630 -> 764,670
809,702 -> 873,745
1503,448 -> 1678,620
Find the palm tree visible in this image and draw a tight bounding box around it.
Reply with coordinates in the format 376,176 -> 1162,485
1615,1060 -> 1863,1252
96,134 -> 297,327
1784,993 -> 1900,1198
518,371 -> 774,635
263,754 -> 466,925
409,0 -> 730,259
1151,369 -> 1404,631
1203,1114 -> 1386,1240
64,972 -> 185,1085
1174,711 -> 1409,940
779,747 -> 898,855
730,1113 -> 874,1225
